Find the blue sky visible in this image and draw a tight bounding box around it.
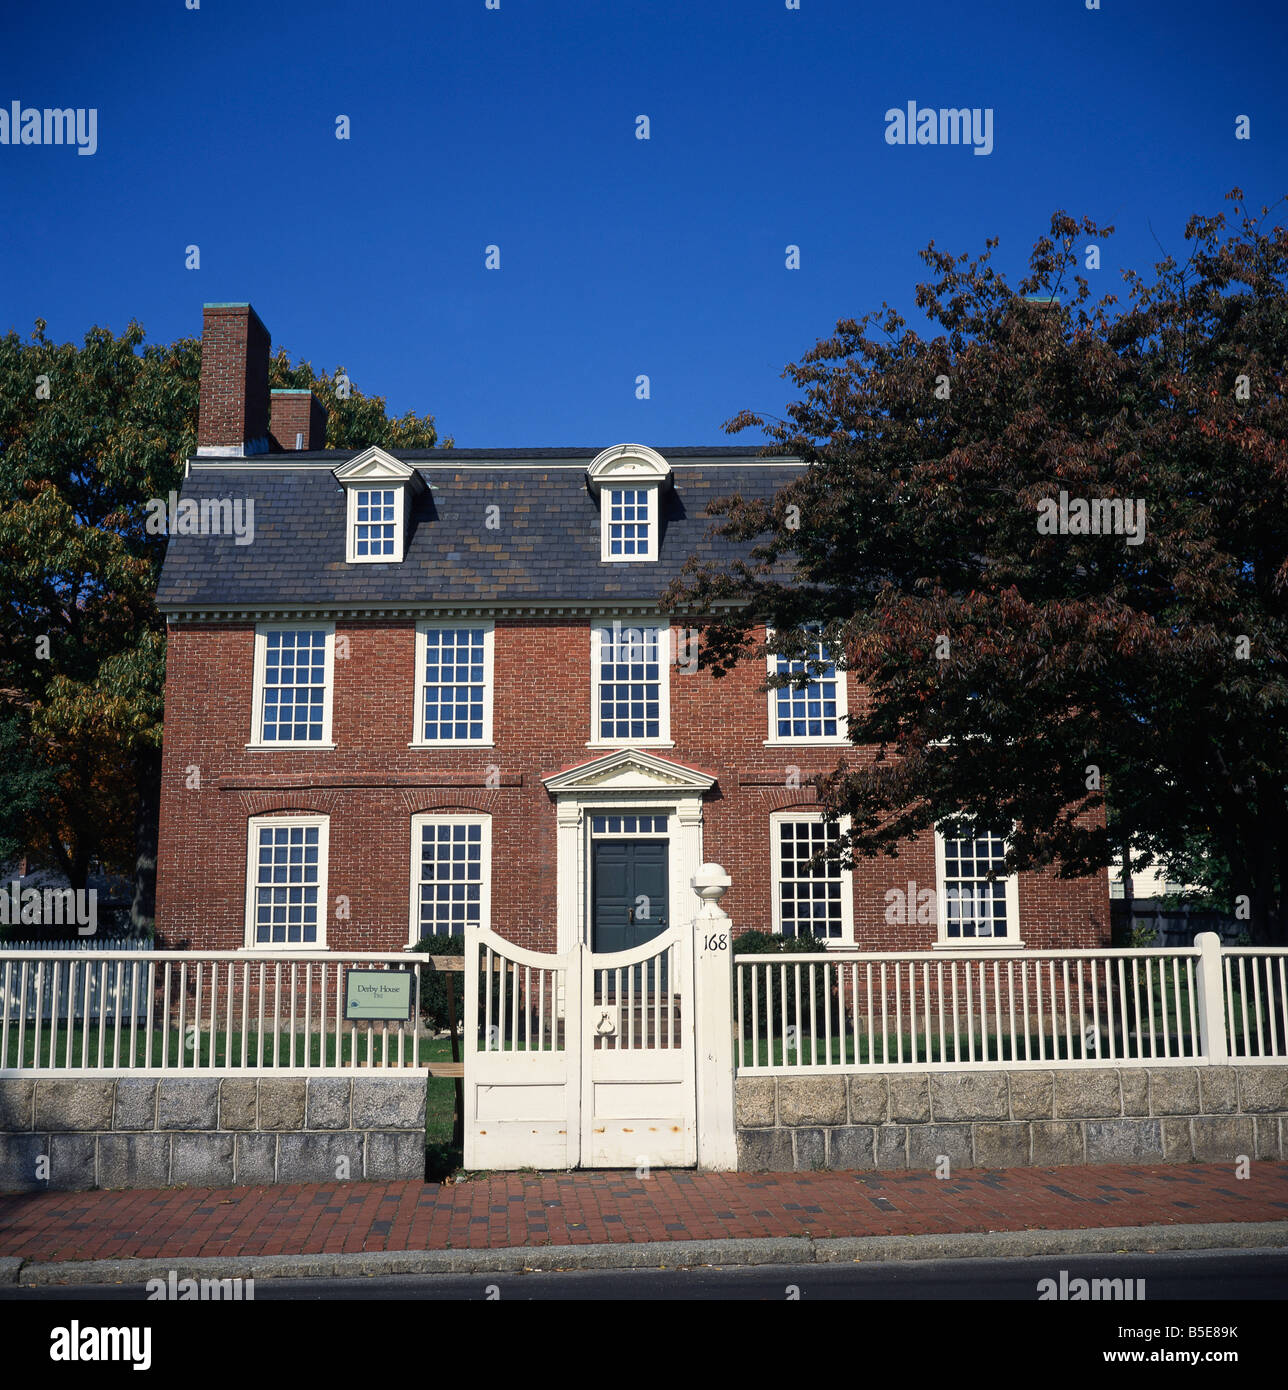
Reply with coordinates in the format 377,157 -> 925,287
1,0 -> 1283,447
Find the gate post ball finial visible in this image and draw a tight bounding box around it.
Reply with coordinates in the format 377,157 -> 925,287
691,863 -> 731,905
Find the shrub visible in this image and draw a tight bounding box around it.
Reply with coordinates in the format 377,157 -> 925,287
408,934 -> 466,1032
732,928 -> 833,1036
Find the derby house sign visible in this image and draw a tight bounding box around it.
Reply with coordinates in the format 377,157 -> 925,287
344,968 -> 416,1021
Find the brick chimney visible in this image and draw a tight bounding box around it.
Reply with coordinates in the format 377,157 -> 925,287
270,389 -> 328,451
196,303 -> 271,456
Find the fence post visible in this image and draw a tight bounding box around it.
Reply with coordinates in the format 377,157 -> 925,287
1194,931 -> 1228,1063
690,863 -> 737,1170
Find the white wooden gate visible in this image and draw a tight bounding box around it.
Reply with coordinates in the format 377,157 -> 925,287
464,923 -> 697,1170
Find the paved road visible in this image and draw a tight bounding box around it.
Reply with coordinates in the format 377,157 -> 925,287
5,1247 -> 1287,1300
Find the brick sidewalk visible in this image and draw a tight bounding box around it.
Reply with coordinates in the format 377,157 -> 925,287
1,1163 -> 1286,1265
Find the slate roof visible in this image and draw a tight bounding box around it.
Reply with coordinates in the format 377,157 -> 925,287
155,447 -> 803,611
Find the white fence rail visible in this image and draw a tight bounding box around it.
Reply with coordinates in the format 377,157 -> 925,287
0,948 -> 437,1077
736,935 -> 1288,1074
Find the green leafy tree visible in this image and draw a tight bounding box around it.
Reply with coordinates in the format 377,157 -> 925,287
269,350 -> 453,450
664,190 -> 1288,946
0,318 -> 449,923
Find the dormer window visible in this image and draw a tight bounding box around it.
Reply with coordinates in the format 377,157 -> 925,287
587,444 -> 670,563
353,488 -> 397,558
332,446 -> 424,564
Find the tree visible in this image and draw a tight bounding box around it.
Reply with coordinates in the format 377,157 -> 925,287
663,190 -> 1288,946
268,350 -> 453,450
0,319 -> 449,924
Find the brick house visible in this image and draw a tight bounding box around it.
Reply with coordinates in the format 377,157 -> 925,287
154,303 -> 1110,957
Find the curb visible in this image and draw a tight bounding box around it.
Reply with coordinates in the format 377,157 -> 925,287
7,1221 -> 1288,1286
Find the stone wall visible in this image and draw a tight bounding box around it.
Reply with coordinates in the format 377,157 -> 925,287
0,1077 -> 427,1192
735,1066 -> 1288,1171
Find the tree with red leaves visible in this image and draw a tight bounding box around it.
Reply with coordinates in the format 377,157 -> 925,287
664,190 -> 1288,947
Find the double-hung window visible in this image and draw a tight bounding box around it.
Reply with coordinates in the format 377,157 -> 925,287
935,826 -> 1021,945
771,811 -> 853,942
409,813 -> 491,941
245,815 -> 329,947
591,621 -> 671,745
766,628 -> 847,744
250,624 -> 335,747
602,487 -> 657,560
352,488 -> 397,558
412,621 -> 494,746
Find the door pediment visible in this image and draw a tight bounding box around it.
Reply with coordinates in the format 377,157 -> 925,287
543,748 -> 716,796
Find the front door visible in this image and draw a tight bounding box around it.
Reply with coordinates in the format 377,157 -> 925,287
591,840 -> 669,952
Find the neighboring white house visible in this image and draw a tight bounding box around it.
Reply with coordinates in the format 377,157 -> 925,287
1108,852 -> 1195,901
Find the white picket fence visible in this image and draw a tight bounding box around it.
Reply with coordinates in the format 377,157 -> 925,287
1,939 -> 153,1023
736,934 -> 1288,1074
0,948 -> 441,1077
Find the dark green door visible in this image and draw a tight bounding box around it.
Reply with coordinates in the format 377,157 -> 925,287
591,840 -> 669,954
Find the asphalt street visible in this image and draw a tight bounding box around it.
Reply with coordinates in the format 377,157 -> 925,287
5,1247 -> 1286,1300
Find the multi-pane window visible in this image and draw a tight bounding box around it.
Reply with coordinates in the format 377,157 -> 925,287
594,623 -> 666,742
590,814 -> 667,835
259,629 -> 328,743
414,818 -> 488,938
353,488 -> 396,558
422,628 -> 486,741
248,819 -> 326,946
940,829 -> 1012,939
774,817 -> 848,940
771,635 -> 844,740
607,488 -> 649,557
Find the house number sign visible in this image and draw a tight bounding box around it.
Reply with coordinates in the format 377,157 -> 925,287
344,968 -> 415,1021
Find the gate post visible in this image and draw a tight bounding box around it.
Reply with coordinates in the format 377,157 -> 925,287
1194,930 -> 1229,1063
690,863 -> 737,1170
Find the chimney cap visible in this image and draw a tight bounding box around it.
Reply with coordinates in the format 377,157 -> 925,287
271,388 -> 314,395
202,302 -> 269,332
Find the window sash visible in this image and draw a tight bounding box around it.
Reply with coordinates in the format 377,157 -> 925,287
259,628 -> 329,743
416,820 -> 486,937
246,817 -> 327,948
776,818 -> 845,940
595,623 -> 663,740
940,830 -> 1011,939
773,638 -> 841,739
353,488 -> 397,558
607,487 -> 650,557
421,627 -> 487,742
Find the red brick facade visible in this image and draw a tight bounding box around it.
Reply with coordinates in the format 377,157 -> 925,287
155,616 -> 1110,952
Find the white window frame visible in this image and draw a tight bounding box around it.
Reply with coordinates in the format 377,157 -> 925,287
408,812 -> 492,945
410,620 -> 495,747
247,622 -> 336,749
345,483 -> 406,564
600,483 -> 659,562
588,620 -> 673,748
933,824 -> 1023,949
769,809 -> 854,945
244,813 -> 330,950
764,627 -> 849,746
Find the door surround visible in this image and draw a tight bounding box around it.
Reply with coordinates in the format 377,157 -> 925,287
543,748 -> 715,954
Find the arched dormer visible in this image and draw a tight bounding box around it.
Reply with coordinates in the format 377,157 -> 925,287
586,444 -> 671,563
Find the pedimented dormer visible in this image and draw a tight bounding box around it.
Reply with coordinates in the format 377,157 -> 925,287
587,444 -> 672,563
332,446 -> 425,564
